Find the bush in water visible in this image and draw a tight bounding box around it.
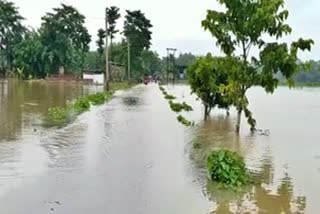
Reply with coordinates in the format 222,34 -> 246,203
207,149 -> 250,190
177,115 -> 194,127
159,86 -> 165,92
182,102 -> 193,111
164,94 -> 176,100
47,107 -> 68,123
170,101 -> 193,113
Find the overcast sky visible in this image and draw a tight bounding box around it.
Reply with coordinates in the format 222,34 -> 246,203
12,0 -> 319,60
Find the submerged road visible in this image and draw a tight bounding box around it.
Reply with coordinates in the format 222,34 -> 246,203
0,85 -> 210,214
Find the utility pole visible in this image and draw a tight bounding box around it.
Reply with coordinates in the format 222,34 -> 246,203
166,48 -> 169,85
166,48 -> 177,85
127,38 -> 131,81
105,7 -> 110,91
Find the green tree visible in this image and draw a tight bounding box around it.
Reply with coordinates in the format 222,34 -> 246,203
0,0 -> 25,74
176,53 -> 196,67
202,0 -> 313,132
83,51 -> 99,70
107,6 -> 121,62
96,28 -> 106,69
187,54 -> 231,120
124,10 -> 153,80
13,31 -> 47,78
141,50 -> 161,75
40,3 -> 91,74
96,29 -> 106,56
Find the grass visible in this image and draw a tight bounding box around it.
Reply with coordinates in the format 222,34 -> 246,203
46,91 -> 114,126
110,81 -> 134,91
45,81 -> 133,126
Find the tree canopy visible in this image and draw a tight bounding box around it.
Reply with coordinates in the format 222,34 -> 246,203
124,10 -> 153,79
40,3 -> 91,74
188,54 -> 231,120
0,0 -> 25,73
202,0 -> 314,132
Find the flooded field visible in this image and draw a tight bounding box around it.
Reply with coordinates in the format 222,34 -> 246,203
0,79 -> 319,213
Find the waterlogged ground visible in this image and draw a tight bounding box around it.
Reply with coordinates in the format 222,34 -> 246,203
0,79 -> 319,213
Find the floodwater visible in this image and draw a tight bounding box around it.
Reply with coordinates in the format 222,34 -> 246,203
0,79 -> 319,213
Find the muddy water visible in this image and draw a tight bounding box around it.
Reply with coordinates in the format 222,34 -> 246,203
0,80 -> 318,213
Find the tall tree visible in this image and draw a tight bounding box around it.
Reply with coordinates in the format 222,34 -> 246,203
202,0 -> 313,132
96,29 -> 106,56
40,3 -> 91,74
96,28 -> 106,69
107,6 -> 121,62
124,10 -> 153,80
0,0 -> 25,74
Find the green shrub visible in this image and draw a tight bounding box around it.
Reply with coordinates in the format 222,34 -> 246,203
182,102 -> 193,111
47,106 -> 68,123
164,94 -> 176,100
207,150 -> 250,190
177,115 -> 194,127
170,101 -> 193,113
87,92 -> 106,105
159,86 -> 165,92
73,97 -> 91,113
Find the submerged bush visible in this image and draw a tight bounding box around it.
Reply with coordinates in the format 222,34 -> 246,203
182,102 -> 193,111
159,86 -> 165,92
207,150 -> 250,190
177,115 -> 194,127
47,106 -> 69,123
165,94 -> 176,100
170,101 -> 193,113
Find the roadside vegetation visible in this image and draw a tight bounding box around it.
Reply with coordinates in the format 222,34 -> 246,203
46,92 -> 113,125
46,82 -> 133,126
159,85 -> 194,127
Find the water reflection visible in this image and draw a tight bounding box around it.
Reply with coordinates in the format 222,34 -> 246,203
0,79 -> 102,140
190,116 -> 306,214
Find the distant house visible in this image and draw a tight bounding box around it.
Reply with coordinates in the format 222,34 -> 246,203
83,69 -> 104,85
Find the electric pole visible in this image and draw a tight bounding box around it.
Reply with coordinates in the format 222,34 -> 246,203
105,7 -> 110,91
166,48 -> 177,85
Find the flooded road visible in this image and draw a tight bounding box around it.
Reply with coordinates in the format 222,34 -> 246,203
0,80 -> 319,213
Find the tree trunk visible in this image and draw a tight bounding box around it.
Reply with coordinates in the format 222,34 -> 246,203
236,109 -> 242,134
204,104 -> 209,121
236,108 -> 242,134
